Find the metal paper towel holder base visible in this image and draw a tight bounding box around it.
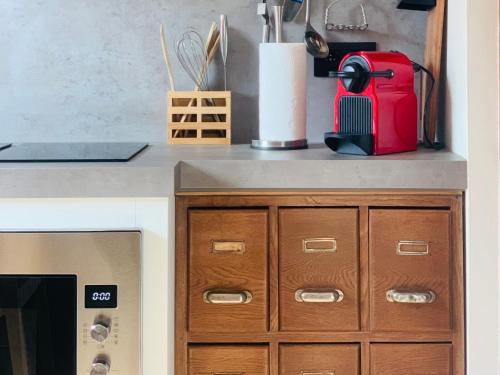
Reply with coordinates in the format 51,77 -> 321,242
251,139 -> 308,150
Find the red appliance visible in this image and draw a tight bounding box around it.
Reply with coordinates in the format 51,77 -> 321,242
325,51 -> 417,155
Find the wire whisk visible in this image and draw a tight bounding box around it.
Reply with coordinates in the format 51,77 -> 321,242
176,29 -> 210,91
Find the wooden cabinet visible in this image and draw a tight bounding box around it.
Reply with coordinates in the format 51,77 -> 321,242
370,344 -> 452,374
279,208 -> 359,331
369,209 -> 452,332
280,344 -> 360,375
189,345 -> 269,375
176,193 -> 464,375
188,209 -> 268,333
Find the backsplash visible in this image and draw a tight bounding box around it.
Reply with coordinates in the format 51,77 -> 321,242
0,0 -> 426,144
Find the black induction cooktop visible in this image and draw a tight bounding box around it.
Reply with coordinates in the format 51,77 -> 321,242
0,143 -> 148,162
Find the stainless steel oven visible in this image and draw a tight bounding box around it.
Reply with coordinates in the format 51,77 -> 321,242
0,232 -> 141,375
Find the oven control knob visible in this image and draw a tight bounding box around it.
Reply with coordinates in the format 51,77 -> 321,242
91,359 -> 110,375
90,322 -> 110,342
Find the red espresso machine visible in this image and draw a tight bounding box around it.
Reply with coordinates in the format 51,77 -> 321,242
325,51 -> 418,155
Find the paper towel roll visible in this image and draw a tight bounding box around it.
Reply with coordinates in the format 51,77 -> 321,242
259,43 -> 307,142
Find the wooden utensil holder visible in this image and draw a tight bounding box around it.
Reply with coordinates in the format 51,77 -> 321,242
167,91 -> 231,145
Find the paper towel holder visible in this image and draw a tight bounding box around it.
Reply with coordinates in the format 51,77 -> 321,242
253,43 -> 308,150
251,139 -> 308,150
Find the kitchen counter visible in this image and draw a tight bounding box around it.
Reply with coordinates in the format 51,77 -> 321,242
0,144 -> 467,198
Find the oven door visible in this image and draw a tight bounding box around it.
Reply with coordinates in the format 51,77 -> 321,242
0,275 -> 77,375
0,232 -> 141,375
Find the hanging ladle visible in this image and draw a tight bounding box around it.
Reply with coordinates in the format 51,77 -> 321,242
304,0 -> 329,58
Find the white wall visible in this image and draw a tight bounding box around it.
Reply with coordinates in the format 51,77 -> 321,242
466,0 -> 500,371
445,0 -> 468,156
447,0 -> 500,374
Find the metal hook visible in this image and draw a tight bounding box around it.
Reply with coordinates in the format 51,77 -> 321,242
325,0 -> 369,31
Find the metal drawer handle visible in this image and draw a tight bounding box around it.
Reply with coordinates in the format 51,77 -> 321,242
302,372 -> 335,375
295,289 -> 344,303
203,291 -> 253,305
386,289 -> 436,304
212,373 -> 245,375
397,240 -> 430,256
303,238 -> 337,253
212,241 -> 246,254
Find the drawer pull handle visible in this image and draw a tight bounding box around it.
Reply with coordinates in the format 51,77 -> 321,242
212,241 -> 246,254
203,291 -> 253,305
386,289 -> 436,304
303,238 -> 337,253
295,289 -> 344,303
302,372 -> 335,375
397,240 -> 430,256
212,373 -> 245,375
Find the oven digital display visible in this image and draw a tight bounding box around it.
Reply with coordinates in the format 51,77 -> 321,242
85,285 -> 118,308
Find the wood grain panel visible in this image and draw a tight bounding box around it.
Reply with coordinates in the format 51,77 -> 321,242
359,207 -> 370,332
279,344 -> 360,375
269,206 -> 280,333
369,209 -> 451,332
176,194 -> 457,209
188,330 -> 453,343
279,208 -> 359,331
176,193 -> 464,375
176,199 -> 189,375
422,0 -> 446,146
370,344 -> 452,374
189,209 -> 268,333
451,196 -> 465,375
189,345 -> 269,375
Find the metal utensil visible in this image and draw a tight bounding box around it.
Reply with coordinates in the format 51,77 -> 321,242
304,0 -> 329,58
175,29 -> 208,137
160,24 -> 175,91
263,24 -> 271,43
257,2 -> 271,43
325,0 -> 369,31
176,29 -> 210,90
283,0 -> 304,22
273,5 -> 284,43
220,14 -> 228,90
176,26 -> 221,137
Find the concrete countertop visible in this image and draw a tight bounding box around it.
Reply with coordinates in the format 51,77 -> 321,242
0,144 -> 467,198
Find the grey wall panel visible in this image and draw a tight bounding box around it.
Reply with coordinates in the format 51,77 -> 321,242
0,0 -> 426,143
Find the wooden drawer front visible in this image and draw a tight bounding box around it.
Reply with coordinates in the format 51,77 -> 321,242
280,344 -> 360,375
369,210 -> 451,332
189,210 -> 268,333
370,344 -> 452,374
279,208 -> 359,331
189,345 -> 269,375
